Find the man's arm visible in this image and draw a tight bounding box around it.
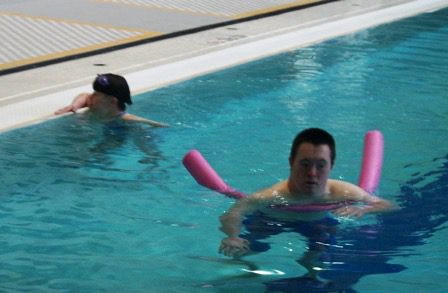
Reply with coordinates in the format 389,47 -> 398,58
219,195 -> 264,257
55,93 -> 91,115
220,199 -> 251,237
122,113 -> 169,127
329,179 -> 397,218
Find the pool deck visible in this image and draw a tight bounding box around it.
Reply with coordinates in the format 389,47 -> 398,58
1,0 -> 447,132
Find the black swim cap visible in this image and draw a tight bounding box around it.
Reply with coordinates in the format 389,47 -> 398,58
93,73 -> 132,109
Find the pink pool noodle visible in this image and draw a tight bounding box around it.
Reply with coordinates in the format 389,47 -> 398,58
182,150 -> 245,199
358,130 -> 384,194
182,150 -> 348,211
183,130 -> 384,212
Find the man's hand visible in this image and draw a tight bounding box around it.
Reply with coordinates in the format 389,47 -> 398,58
54,105 -> 77,115
219,237 -> 250,258
332,205 -> 366,218
54,93 -> 91,115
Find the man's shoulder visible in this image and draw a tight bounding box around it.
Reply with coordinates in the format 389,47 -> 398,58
328,179 -> 367,199
328,178 -> 358,188
253,181 -> 288,197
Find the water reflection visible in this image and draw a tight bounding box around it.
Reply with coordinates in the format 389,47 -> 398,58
0,115 -> 167,197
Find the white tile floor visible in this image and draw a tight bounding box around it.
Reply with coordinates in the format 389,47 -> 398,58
0,0 -> 327,72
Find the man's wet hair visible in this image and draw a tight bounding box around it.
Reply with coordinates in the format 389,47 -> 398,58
290,128 -> 336,166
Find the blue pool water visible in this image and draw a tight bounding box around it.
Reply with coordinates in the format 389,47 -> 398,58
1,7 -> 448,292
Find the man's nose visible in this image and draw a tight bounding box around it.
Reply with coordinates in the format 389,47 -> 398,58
307,165 -> 318,176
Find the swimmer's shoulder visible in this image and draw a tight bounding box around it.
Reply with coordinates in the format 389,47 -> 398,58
328,179 -> 368,200
251,180 -> 289,200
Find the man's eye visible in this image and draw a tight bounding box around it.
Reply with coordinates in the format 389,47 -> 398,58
317,162 -> 327,169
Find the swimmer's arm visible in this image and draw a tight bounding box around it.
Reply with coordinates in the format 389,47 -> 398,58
361,192 -> 396,213
219,184 -> 281,236
219,193 -> 269,257
122,113 -> 170,127
54,93 -> 91,115
329,179 -> 397,217
219,197 -> 259,237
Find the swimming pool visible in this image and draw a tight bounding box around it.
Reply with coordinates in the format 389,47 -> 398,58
1,6 -> 447,292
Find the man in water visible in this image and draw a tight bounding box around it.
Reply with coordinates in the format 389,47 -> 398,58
219,128 -> 395,279
55,73 -> 169,127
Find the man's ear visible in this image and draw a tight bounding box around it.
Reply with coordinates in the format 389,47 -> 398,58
110,96 -> 118,106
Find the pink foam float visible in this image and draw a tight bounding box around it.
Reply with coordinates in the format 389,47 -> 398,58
183,130 -> 384,212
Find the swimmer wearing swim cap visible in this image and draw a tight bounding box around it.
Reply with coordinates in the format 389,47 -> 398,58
55,73 -> 169,127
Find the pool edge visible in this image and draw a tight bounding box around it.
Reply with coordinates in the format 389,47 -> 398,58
1,0 -> 447,133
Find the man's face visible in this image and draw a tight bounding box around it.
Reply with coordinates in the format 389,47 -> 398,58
288,142 -> 332,196
87,91 -> 116,115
